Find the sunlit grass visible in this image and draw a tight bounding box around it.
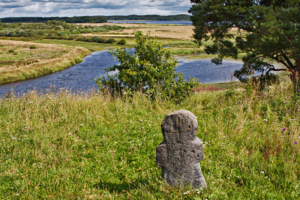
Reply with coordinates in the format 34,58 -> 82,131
0,40 -> 90,84
0,80 -> 299,199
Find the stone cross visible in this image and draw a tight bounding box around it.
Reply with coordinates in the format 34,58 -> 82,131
156,109 -> 207,188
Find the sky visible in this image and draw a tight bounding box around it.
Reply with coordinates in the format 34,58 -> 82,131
0,0 -> 192,18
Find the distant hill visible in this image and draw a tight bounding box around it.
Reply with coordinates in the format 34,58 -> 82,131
0,15 -> 191,23
105,14 -> 191,21
0,16 -> 107,23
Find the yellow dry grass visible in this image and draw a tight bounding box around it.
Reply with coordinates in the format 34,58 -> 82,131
0,40 -> 90,84
78,23 -> 244,40
78,23 -> 195,40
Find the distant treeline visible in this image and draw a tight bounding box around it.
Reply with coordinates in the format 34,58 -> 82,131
0,14 -> 191,23
0,16 -> 107,23
105,14 -> 191,21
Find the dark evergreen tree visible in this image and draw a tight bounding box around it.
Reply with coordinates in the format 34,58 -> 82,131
189,0 -> 300,90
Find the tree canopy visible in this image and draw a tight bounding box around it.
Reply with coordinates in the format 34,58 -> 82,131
95,31 -> 200,102
0,16 -> 107,23
189,0 -> 300,88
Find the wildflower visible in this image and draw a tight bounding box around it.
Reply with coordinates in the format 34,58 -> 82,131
281,128 -> 286,133
295,141 -> 298,144
68,133 -> 72,135
287,110 -> 290,112
285,102 -> 287,104
263,119 -> 268,121
260,171 -> 264,174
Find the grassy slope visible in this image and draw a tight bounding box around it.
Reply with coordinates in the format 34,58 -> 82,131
0,80 -> 299,199
0,40 -> 91,84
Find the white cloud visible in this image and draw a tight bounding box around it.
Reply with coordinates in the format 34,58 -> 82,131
0,0 -> 192,17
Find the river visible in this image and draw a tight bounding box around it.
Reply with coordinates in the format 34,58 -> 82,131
108,21 -> 193,25
0,50 -> 244,96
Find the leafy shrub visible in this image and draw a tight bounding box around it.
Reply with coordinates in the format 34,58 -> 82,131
91,36 -> 106,43
76,36 -> 87,41
117,39 -> 126,45
8,49 -> 14,53
29,45 -> 37,49
97,37 -> 106,43
95,31 -> 200,102
106,38 -> 116,44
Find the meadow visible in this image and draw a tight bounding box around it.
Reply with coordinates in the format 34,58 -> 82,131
0,21 -> 297,199
0,77 -> 299,199
0,40 -> 90,84
0,21 -> 215,83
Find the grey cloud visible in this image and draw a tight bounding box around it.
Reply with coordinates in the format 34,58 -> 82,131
0,0 -> 191,17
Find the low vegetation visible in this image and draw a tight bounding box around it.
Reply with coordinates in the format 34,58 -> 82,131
0,21 -> 124,39
0,40 -> 90,84
0,78 -> 299,199
96,32 -> 200,102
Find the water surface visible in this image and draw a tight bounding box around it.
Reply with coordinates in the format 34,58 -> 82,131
0,51 -> 244,96
108,21 -> 193,25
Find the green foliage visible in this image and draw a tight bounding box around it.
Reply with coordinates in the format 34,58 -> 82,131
95,31 -> 200,102
117,38 -> 126,45
1,16 -> 107,23
0,22 -> 124,40
8,50 -> 14,53
0,82 -> 300,199
189,0 -> 300,87
29,45 -> 37,49
106,38 -> 116,44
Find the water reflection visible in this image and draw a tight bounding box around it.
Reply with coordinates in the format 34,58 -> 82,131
0,50 -> 244,96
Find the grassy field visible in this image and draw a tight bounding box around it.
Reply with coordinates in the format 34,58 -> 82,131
0,78 -> 299,199
0,40 -> 90,84
0,22 -> 250,85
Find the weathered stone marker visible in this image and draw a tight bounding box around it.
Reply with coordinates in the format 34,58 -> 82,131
156,109 -> 207,188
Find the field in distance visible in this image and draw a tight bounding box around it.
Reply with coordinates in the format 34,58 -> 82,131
0,40 -> 90,84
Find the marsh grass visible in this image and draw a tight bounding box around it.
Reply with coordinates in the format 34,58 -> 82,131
0,80 -> 300,199
0,40 -> 90,84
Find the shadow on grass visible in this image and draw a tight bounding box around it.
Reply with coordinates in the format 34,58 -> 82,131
94,178 -> 149,193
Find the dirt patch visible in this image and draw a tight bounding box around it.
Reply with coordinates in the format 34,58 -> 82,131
194,86 -> 226,92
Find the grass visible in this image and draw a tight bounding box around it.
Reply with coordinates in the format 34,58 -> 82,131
31,39 -> 136,51
0,79 -> 300,199
0,40 -> 91,84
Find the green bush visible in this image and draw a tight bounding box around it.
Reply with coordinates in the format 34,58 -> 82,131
8,49 -> 14,53
95,31 -> 200,102
29,45 -> 37,49
106,38 -> 116,44
117,39 -> 126,45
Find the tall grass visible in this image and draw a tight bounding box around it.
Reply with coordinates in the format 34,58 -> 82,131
0,81 -> 299,199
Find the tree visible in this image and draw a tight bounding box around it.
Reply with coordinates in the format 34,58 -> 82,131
95,31 -> 200,101
189,0 -> 300,90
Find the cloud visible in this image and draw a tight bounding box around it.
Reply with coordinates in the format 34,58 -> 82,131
0,0 -> 192,17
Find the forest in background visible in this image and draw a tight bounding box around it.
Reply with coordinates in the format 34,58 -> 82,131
0,14 -> 191,23
105,14 -> 191,21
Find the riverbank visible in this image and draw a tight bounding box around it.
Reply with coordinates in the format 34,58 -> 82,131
0,40 -> 91,84
0,79 -> 298,199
